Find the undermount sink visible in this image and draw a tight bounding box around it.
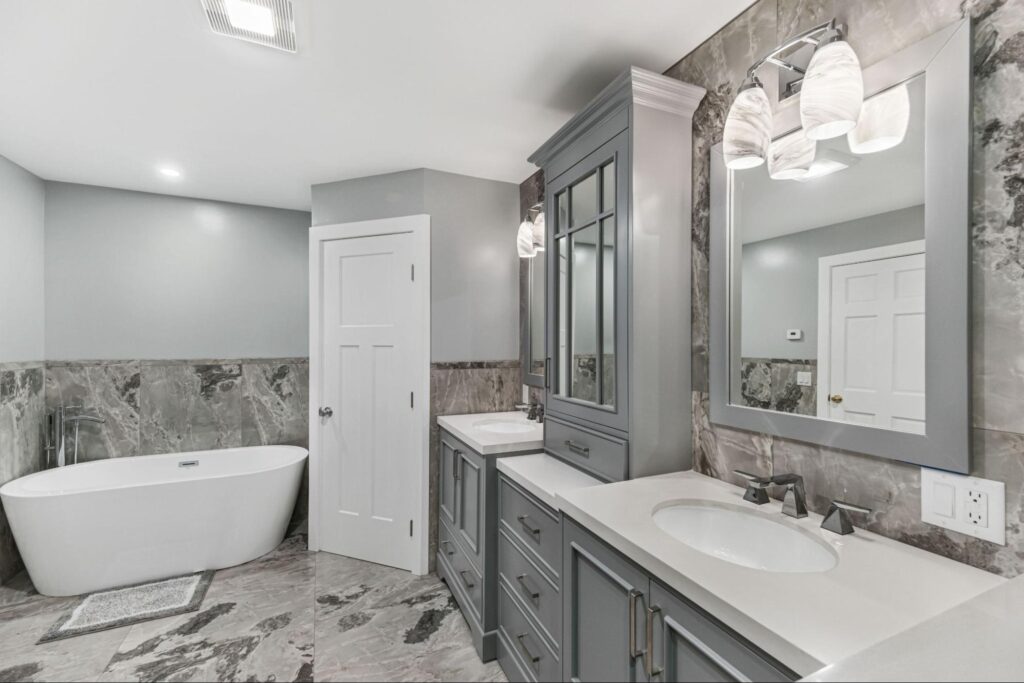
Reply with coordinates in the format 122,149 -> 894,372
473,419 -> 536,435
653,502 -> 838,573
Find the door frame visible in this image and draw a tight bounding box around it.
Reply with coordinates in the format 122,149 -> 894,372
816,239 -> 926,419
308,214 -> 431,574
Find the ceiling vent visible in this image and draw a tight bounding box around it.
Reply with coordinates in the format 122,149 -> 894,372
200,0 -> 296,53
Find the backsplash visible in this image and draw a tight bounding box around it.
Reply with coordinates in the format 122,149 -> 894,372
0,362 -> 45,582
668,0 -> 1024,576
429,360 -> 521,569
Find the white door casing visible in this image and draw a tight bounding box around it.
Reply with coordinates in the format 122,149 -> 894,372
309,215 -> 430,574
817,240 -> 926,434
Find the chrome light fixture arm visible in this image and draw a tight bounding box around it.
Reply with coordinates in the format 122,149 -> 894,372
744,19 -> 842,81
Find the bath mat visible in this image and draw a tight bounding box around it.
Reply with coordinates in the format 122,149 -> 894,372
38,571 -> 215,643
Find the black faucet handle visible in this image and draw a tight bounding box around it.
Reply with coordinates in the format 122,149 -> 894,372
733,470 -> 772,505
821,500 -> 872,535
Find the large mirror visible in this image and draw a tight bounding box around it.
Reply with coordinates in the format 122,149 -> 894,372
710,20 -> 971,472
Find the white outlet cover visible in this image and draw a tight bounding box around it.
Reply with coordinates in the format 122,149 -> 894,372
921,468 -> 1005,545
796,371 -> 813,387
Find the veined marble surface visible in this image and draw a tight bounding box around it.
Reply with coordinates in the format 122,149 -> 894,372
666,0 -> 1024,578
0,533 -> 505,682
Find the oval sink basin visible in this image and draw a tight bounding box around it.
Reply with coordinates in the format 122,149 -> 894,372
473,419 -> 536,435
653,503 -> 837,573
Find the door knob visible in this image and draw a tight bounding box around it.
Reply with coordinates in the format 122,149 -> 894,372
318,406 -> 334,418
828,394 -> 844,404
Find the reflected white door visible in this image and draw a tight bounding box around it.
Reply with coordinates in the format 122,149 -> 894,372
317,226 -> 426,572
818,241 -> 925,433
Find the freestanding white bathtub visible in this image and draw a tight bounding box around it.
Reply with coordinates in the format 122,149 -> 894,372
0,445 -> 307,596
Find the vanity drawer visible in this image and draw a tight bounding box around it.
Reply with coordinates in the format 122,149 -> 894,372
439,519 -> 483,622
498,529 -> 560,647
497,580 -> 560,683
544,415 -> 627,483
498,477 -> 561,579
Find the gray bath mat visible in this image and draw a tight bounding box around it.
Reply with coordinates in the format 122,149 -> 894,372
39,571 -> 215,643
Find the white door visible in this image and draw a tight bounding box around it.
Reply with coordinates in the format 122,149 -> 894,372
818,241 -> 925,434
313,218 -> 429,573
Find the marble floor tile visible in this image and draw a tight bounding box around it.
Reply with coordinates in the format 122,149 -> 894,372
0,533 -> 504,682
314,552 -> 506,683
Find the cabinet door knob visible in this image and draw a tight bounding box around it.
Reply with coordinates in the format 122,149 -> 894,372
318,406 -> 334,418
828,394 -> 844,404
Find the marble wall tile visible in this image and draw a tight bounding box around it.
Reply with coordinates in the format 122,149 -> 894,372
0,362 -> 45,583
241,361 -> 309,448
740,358 -> 816,415
140,363 -> 244,454
45,361 -> 140,461
672,0 -> 1024,577
428,361 -> 521,569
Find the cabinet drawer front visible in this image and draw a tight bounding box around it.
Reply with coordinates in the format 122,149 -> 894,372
439,520 -> 483,621
498,581 -> 560,683
499,478 -> 561,579
498,529 -> 560,647
544,416 -> 627,483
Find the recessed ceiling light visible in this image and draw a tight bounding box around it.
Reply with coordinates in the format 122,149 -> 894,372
200,0 -> 296,52
159,167 -> 182,178
225,0 -> 275,37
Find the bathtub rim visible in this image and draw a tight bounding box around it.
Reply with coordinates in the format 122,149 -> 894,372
0,445 -> 308,500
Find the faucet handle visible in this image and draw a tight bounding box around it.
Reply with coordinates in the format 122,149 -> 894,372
771,474 -> 808,519
821,500 -> 872,535
733,470 -> 772,505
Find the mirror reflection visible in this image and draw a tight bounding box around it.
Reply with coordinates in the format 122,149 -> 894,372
731,75 -> 926,434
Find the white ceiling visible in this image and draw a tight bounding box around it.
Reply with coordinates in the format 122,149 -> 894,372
0,0 -> 754,211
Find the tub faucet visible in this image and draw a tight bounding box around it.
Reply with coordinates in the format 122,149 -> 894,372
46,405 -> 106,467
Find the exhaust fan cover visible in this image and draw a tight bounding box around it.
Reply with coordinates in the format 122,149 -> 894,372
200,0 -> 296,52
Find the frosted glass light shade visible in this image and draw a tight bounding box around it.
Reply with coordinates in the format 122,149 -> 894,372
517,219 -> 536,258
848,83 -> 910,154
724,83 -> 772,170
800,40 -> 864,141
768,129 -> 816,180
532,211 -> 546,252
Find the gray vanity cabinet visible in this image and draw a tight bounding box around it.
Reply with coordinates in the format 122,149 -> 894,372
529,66 -> 705,482
562,517 -> 797,683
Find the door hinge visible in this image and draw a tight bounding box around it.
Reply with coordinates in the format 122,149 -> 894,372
409,520 -> 414,537
410,391 -> 414,408
411,264 -> 415,281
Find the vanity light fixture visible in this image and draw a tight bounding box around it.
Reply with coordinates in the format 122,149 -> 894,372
768,128 -> 816,180
517,218 -> 537,258
200,0 -> 296,52
531,210 -> 546,252
848,82 -> 910,154
724,19 -> 864,168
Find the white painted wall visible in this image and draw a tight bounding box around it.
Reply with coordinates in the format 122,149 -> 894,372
312,169 -> 519,363
0,154 -> 45,362
44,182 -> 311,360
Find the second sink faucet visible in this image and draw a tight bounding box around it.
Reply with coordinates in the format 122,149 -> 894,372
733,470 -> 808,519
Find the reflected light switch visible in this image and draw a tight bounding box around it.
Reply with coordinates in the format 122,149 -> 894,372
933,482 -> 956,519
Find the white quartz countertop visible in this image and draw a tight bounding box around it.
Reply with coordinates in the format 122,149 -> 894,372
436,411 -> 543,455
803,574 -> 1024,682
556,471 -> 1004,676
496,453 -> 603,510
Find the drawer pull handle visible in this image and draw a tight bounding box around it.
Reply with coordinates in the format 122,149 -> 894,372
517,514 -> 541,538
458,569 -> 475,589
564,439 -> 590,457
441,540 -> 455,557
646,605 -> 664,678
516,633 -> 541,665
453,451 -> 462,481
516,573 -> 541,601
628,589 -> 642,660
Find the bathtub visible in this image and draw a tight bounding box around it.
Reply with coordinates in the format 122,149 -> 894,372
0,445 -> 307,596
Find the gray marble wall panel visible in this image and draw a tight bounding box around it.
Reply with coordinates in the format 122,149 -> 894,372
428,361 -> 521,570
0,362 -> 45,582
740,358 -> 816,415
669,0 -> 1024,577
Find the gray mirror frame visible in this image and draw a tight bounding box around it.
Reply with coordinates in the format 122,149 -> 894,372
710,19 -> 972,473
520,255 -> 544,388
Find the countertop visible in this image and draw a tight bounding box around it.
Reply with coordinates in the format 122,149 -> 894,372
556,471 -> 1005,676
436,411 -> 543,455
803,574 -> 1024,682
496,452 -> 603,510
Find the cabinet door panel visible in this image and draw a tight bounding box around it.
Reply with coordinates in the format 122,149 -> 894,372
650,582 -> 795,683
439,435 -> 458,527
563,517 -> 647,683
456,448 -> 483,570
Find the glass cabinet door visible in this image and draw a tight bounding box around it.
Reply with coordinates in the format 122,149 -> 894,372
546,132 -> 627,431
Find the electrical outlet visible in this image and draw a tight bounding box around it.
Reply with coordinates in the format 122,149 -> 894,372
796,371 -> 813,387
921,469 -> 1004,545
